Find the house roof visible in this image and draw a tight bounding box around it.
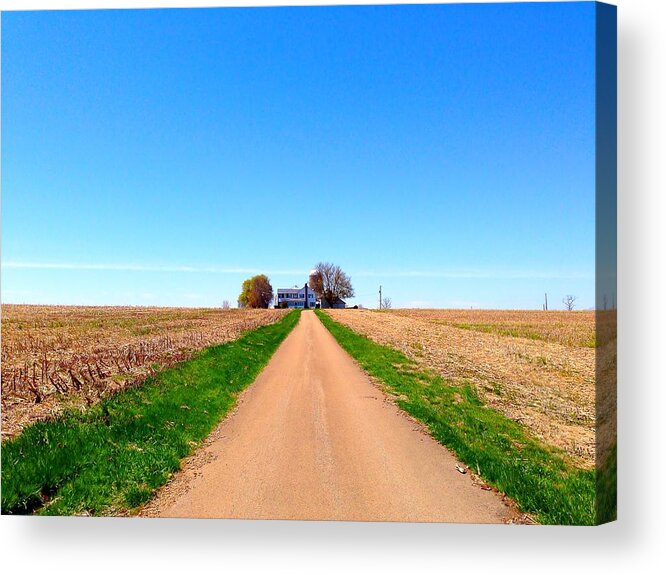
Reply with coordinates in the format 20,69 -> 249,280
277,287 -> 307,293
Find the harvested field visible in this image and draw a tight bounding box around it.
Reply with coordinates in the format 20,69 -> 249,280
325,309 -> 611,469
387,309 -> 597,348
1,305 -> 288,439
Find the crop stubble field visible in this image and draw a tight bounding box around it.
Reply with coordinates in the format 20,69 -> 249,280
326,308 -> 616,469
1,305 -> 288,439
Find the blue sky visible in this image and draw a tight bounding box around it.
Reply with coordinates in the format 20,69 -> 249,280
2,3 -> 597,309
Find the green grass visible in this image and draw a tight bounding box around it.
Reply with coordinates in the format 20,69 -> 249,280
316,310 -> 598,525
1,310 -> 300,516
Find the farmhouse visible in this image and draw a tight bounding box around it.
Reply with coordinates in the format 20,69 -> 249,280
276,271 -> 348,309
276,285 -> 316,309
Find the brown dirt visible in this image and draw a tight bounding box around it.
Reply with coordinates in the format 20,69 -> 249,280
326,309 -> 600,468
141,311 -> 516,523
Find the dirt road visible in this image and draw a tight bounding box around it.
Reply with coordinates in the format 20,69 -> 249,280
142,311 -> 514,522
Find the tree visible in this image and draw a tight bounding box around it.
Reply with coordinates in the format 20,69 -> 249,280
562,294 -> 577,311
238,274 -> 274,309
222,300 -> 230,310
381,296 -> 392,309
309,262 -> 354,307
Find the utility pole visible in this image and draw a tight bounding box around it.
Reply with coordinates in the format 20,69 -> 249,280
379,285 -> 382,310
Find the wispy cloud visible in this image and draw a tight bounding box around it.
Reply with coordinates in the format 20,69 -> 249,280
353,269 -> 594,280
2,261 -> 593,280
2,261 -> 303,276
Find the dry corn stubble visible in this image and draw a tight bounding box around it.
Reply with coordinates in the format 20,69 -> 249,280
1,305 -> 288,439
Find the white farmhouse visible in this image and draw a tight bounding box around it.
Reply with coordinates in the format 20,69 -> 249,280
275,284 -> 316,309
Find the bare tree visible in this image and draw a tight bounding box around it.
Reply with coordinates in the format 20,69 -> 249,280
381,296 -> 392,309
562,294 -> 577,311
309,262 -> 355,307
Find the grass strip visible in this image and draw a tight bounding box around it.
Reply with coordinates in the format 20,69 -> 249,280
316,310 -> 597,525
2,310 -> 300,516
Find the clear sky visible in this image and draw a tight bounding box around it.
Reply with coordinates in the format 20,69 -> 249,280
2,3 -> 597,310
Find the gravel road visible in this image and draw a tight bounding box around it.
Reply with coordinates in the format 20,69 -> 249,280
142,311 -> 514,523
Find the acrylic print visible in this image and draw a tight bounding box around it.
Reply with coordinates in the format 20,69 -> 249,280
1,2 -> 617,525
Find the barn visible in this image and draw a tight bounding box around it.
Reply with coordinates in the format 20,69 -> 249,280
318,297 -> 346,309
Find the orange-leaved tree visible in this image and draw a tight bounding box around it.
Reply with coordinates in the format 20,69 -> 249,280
238,274 -> 274,308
